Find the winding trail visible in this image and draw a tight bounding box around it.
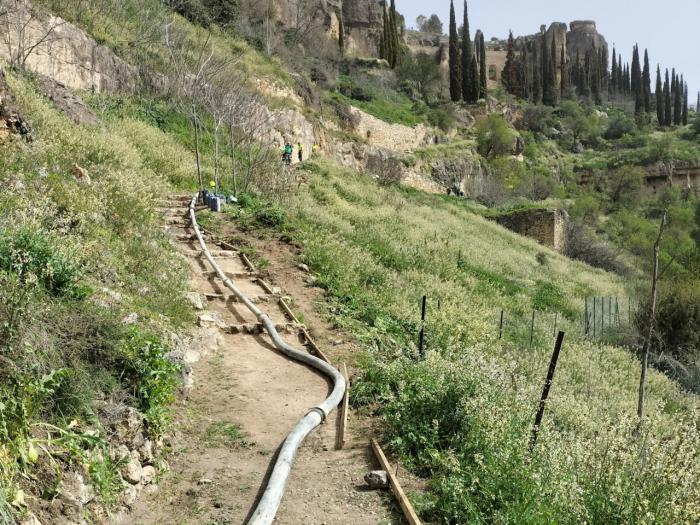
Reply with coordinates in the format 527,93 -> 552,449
119,196 -> 395,525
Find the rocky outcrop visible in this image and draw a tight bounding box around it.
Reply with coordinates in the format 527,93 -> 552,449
0,0 -> 149,93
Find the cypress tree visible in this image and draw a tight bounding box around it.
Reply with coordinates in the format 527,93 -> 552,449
674,70 -> 682,125
631,45 -> 641,98
448,0 -> 461,101
663,69 -> 672,126
642,49 -> 651,112
478,31 -> 487,98
560,44 -> 569,99
610,48 -> 617,95
632,46 -> 643,113
502,30 -> 520,97
617,55 -> 624,92
683,82 -> 689,125
590,49 -> 602,105
697,92 -> 700,113
388,0 -> 399,68
541,32 -> 556,105
469,54 -> 480,102
379,7 -> 387,60
655,65 -> 664,125
461,1 -> 474,102
338,9 -> 345,55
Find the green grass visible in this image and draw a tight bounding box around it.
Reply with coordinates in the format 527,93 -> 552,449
204,422 -> 253,449
330,91 -> 423,127
233,158 -> 700,524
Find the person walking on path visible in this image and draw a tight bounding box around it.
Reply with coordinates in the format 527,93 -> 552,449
297,142 -> 303,162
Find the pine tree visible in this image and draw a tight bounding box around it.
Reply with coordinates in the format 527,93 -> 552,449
502,30 -> 520,97
478,31 -> 487,98
697,92 -> 700,114
461,1 -> 474,102
663,69 -> 672,126
560,44 -> 569,99
655,65 -> 664,125
642,49 -> 651,112
683,82 -> 689,125
448,0 -> 461,101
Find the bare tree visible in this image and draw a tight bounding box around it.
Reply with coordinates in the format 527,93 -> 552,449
227,93 -> 281,196
637,209 -> 672,422
164,20 -> 232,190
0,0 -> 67,70
286,0 -> 325,46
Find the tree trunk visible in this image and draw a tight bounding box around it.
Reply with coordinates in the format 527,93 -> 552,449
213,122 -> 220,194
192,105 -> 203,190
637,210 -> 667,422
229,124 -> 238,196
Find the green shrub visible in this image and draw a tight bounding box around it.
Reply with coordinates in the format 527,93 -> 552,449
604,113 -> 637,140
476,114 -> 516,157
0,230 -> 87,299
120,329 -> 180,436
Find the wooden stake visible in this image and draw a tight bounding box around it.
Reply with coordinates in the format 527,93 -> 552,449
530,310 -> 536,345
370,439 -> 423,525
418,295 -> 427,359
335,364 -> 349,450
499,310 -> 504,340
529,331 -> 566,452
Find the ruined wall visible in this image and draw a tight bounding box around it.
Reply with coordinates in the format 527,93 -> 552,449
567,20 -> 608,63
645,161 -> 700,197
494,208 -> 569,252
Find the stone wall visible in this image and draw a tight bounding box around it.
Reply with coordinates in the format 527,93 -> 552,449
494,208 -> 569,252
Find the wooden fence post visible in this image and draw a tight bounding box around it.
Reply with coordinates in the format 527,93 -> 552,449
529,331 -> 566,452
418,295 -> 427,359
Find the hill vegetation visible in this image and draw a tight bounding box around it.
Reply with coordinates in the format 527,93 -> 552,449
0,0 -> 699,523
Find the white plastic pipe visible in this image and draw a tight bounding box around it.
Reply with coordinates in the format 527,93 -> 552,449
188,195 -> 346,525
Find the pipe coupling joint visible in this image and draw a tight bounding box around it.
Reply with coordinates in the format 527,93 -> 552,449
307,406 -> 327,423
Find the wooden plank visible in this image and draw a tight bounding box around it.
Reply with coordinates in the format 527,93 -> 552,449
240,252 -> 256,271
301,328 -> 332,364
370,439 -> 422,525
257,278 -> 274,294
335,363 -> 349,450
279,298 -> 301,324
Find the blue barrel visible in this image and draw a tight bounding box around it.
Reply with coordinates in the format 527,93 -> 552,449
209,196 -> 223,213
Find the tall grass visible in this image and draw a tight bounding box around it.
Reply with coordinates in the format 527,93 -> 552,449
254,159 -> 700,524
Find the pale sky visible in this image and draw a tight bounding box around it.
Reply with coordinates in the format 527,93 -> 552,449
399,0 -> 699,99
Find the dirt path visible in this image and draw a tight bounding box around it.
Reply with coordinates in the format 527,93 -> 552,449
117,196 -> 397,525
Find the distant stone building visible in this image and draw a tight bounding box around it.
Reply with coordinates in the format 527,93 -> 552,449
494,208 -> 569,253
